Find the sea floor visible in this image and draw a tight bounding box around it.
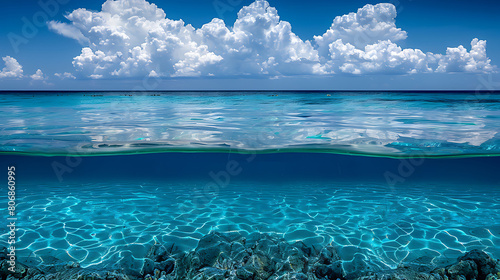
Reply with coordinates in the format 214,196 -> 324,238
3,181 -> 499,275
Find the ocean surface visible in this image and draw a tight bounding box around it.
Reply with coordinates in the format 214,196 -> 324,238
0,91 -> 499,276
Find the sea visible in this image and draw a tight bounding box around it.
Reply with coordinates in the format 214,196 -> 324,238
0,91 -> 499,276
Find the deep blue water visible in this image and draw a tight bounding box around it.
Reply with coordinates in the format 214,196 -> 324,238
0,91 -> 499,275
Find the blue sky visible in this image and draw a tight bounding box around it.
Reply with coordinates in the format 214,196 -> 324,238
1,0 -> 499,90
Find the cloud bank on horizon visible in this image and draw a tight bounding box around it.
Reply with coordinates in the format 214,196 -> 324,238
1,0 -> 496,80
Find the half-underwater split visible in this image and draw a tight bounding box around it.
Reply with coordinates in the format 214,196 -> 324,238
0,91 -> 499,280
1,0 -> 500,280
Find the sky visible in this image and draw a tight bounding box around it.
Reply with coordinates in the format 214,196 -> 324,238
0,0 -> 499,90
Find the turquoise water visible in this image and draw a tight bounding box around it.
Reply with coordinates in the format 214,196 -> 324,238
0,91 -> 499,277
6,180 -> 500,275
1,91 -> 500,157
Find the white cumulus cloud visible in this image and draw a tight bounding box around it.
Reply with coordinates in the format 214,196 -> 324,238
324,40 -> 437,74
436,38 -> 494,73
30,69 -> 46,80
60,0 -> 223,78
198,0 -> 321,76
314,3 -> 407,57
0,56 -> 23,79
48,0 -> 495,78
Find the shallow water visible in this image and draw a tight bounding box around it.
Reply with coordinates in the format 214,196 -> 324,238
0,91 -> 499,277
1,91 -> 500,157
5,180 -> 499,274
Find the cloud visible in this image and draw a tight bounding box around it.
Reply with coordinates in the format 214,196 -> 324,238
436,38 -> 494,73
47,21 -> 89,45
323,40 -> 432,74
314,3 -> 493,75
198,0 -> 321,76
320,38 -> 494,75
314,3 -> 407,56
57,0 -> 319,78
54,72 -> 76,79
0,56 -> 23,79
49,0 -> 495,78
31,69 -> 46,80
61,0 -> 223,78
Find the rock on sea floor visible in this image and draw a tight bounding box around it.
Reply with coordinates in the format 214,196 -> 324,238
1,232 -> 499,280
144,231 -> 343,280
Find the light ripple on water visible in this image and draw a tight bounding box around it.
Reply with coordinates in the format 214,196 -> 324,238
1,182 -> 498,274
1,92 -> 500,157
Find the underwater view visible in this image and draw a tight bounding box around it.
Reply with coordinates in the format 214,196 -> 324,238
0,91 -> 499,279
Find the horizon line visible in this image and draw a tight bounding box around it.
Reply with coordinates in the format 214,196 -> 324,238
1,90 -> 500,94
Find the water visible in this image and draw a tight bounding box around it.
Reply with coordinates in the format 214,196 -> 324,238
1,91 -> 500,156
0,91 -> 499,277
